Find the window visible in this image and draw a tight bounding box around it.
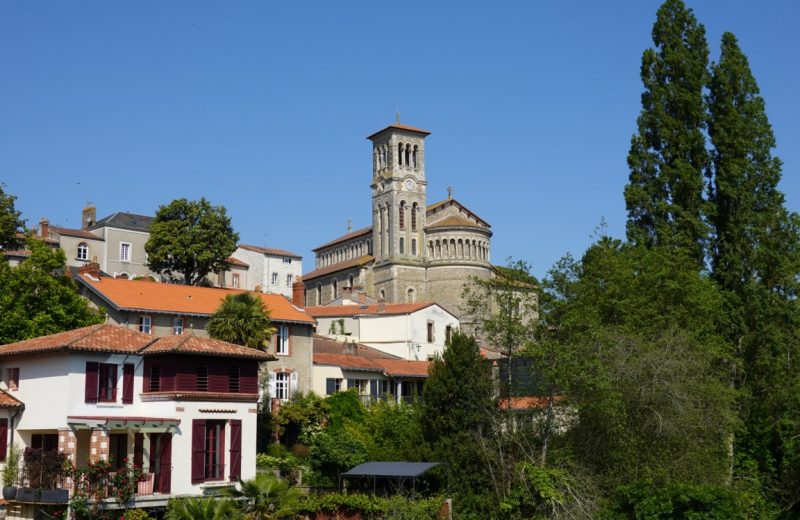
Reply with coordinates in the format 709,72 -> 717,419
31,434 -> 59,452
229,366 -> 240,393
411,203 -> 418,231
77,242 -> 89,261
332,280 -> 338,299
98,363 -> 118,402
272,272 -> 278,285
204,420 -> 226,481
6,368 -> 19,391
277,325 -> 289,355
412,239 -> 417,256
109,434 -> 128,471
120,242 -> 131,262
427,322 -> 435,343
407,288 -> 415,303
231,273 -> 240,288
275,372 -> 290,401
317,285 -> 322,305
149,365 -> 161,392
446,325 -> 453,345
286,274 -> 293,287
196,365 -> 209,392
139,316 -> 151,334
282,257 -> 292,264
326,378 -> 343,395
399,201 -> 406,230
399,237 -> 405,254
172,317 -> 183,335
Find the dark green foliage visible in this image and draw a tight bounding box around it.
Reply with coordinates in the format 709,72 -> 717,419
624,0 -> 709,264
224,473 -> 298,519
361,399 -> 425,461
707,31 -> 800,512
326,389 -> 366,428
280,493 -> 446,519
207,292 -> 275,349
165,497 -> 243,520
307,427 -> 368,488
145,197 -> 239,285
0,184 -> 24,250
0,239 -> 104,344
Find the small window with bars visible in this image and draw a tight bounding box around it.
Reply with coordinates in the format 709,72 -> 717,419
196,365 -> 209,392
149,366 -> 161,392
228,366 -> 240,393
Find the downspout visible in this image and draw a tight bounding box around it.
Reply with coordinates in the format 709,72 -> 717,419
10,404 -> 24,445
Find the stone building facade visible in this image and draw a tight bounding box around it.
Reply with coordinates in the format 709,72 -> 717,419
303,122 -> 495,325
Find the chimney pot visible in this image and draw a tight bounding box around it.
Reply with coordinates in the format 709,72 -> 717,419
292,277 -> 305,307
39,218 -> 50,238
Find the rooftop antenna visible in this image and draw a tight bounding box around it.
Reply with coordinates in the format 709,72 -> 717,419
347,218 -> 352,233
395,107 -> 400,123
447,186 -> 454,199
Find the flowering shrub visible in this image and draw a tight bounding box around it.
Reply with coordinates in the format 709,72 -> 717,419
68,457 -> 144,519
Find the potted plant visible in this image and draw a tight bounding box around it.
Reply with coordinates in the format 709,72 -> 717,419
3,443 -> 20,499
16,448 -> 69,504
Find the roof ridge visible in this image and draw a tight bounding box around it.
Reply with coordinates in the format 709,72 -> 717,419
68,323 -> 108,347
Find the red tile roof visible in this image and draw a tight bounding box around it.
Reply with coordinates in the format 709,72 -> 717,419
367,123 -> 431,140
0,391 -> 23,408
143,334 -> 273,360
49,226 -> 104,241
77,275 -> 315,324
0,324 -> 152,358
302,255 -> 374,281
305,302 -> 437,318
314,352 -> 384,373
314,352 -> 430,378
374,358 -> 430,378
0,323 -> 276,361
313,335 -> 399,359
312,226 -> 373,252
226,256 -> 249,267
497,396 -> 566,411
425,215 -> 486,229
238,244 -> 301,259
426,198 -> 491,228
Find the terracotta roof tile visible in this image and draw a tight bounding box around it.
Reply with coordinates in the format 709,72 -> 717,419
313,335 -> 430,377
425,215 -> 485,229
302,255 -> 374,281
77,275 -> 315,324
0,324 -> 153,358
0,390 -> 24,408
238,244 -> 302,259
425,198 -> 490,228
49,226 -> 104,241
305,302 -> 436,318
367,123 -> 431,140
226,256 -> 249,267
373,358 -> 430,378
312,227 -> 373,252
142,334 -> 274,360
497,396 -> 566,410
314,352 -> 384,372
313,335 -> 400,359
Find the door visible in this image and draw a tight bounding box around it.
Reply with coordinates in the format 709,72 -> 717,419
149,433 -> 173,494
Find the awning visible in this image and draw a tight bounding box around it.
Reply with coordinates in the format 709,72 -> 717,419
67,416 -> 180,432
342,462 -> 440,478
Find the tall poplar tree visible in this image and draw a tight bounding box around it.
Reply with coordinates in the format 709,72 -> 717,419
624,0 -> 709,264
707,32 -> 800,510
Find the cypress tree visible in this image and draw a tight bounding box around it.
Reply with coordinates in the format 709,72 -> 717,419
624,0 -> 709,264
708,32 -> 800,509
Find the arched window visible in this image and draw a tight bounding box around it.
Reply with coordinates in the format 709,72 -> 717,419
333,279 -> 338,299
399,201 -> 406,230
405,145 -> 411,166
398,143 -> 404,166
77,242 -> 89,261
458,239 -> 464,258
406,288 -> 415,303
317,284 -> 322,305
411,203 -> 418,231
450,239 -> 457,258
412,145 -> 418,168
379,289 -> 386,300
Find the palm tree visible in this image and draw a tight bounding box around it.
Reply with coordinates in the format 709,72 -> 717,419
165,497 -> 243,520
207,292 -> 275,349
225,473 -> 298,519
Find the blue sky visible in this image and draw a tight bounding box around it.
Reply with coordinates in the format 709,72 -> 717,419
2,1 -> 798,278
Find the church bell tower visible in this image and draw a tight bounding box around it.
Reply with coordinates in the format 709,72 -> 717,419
368,121 -> 430,264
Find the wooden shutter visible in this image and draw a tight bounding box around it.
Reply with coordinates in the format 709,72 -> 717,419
209,363 -> 227,393
160,433 -> 172,494
0,418 -> 8,462
191,420 -> 206,483
122,364 -> 134,404
85,362 -> 99,403
133,433 -> 144,468
142,359 -> 151,393
229,420 -> 242,481
110,364 -> 119,402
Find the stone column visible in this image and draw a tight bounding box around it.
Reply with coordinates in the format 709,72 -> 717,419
89,428 -> 109,463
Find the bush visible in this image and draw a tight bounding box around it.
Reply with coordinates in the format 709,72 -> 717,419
280,493 -> 446,519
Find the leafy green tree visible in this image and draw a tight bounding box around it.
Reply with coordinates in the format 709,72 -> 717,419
225,473 -> 298,519
422,332 -> 496,517
165,497 -> 242,520
0,184 -> 24,250
145,198 -> 239,285
707,31 -> 800,511
0,239 -> 103,344
624,0 -> 710,264
207,293 -> 275,349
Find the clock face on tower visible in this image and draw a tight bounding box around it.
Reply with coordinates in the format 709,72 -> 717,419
404,179 -> 415,191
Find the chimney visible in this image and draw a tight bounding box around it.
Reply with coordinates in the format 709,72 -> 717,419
346,341 -> 355,355
292,277 -> 305,307
82,204 -> 96,230
377,298 -> 385,313
78,262 -> 101,280
39,218 -> 50,239
357,290 -> 366,304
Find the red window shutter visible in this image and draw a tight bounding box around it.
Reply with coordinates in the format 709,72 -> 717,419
85,362 -> 99,403
240,363 -> 258,394
229,420 -> 242,481
142,359 -> 151,393
133,433 -> 144,468
160,433 -> 173,494
110,364 -> 118,402
122,364 -> 134,404
191,420 -> 206,483
0,418 -> 8,462
208,363 -> 227,393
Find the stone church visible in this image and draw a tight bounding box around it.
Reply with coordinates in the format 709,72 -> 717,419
302,121 -> 495,322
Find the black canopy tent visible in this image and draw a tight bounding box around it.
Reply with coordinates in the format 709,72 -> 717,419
339,462 -> 444,495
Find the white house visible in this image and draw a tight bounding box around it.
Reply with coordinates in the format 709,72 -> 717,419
304,301 -> 459,360
0,324 -> 273,516
231,245 -> 303,298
